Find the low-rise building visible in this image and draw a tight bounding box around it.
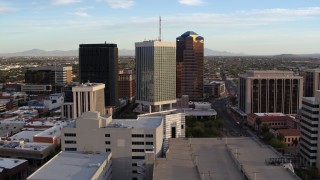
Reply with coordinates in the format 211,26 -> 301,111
43,93 -> 64,110
27,151 -> 112,180
247,113 -> 296,130
61,111 -> 163,180
0,158 -> 28,180
204,81 -> 226,98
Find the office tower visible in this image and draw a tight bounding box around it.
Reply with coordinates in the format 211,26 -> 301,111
300,91 -> 320,167
118,69 -> 135,102
135,40 -> 176,112
238,70 -> 303,114
71,83 -> 105,119
25,66 -> 72,84
79,43 -> 118,107
176,31 -> 204,101
304,69 -> 320,97
62,111 -> 163,180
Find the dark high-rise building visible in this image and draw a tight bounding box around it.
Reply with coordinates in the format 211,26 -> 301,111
25,66 -> 72,85
176,31 -> 204,101
79,43 -> 118,107
303,69 -> 320,97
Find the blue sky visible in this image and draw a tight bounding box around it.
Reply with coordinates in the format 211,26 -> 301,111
1,0 -> 320,55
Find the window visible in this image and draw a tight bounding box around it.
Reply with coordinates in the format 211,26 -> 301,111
132,156 -> 145,159
105,141 -> 110,144
146,134 -> 153,138
132,141 -> 144,145
132,149 -> 144,152
132,170 -> 138,173
106,148 -> 111,152
105,134 -> 110,137
65,140 -> 76,144
65,147 -> 77,151
181,125 -> 184,129
132,134 -> 144,138
145,149 -> 153,151
146,142 -> 153,145
132,163 -> 137,166
64,133 -> 76,137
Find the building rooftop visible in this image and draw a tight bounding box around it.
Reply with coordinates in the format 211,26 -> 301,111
240,70 -> 302,79
178,31 -> 198,38
79,43 -> 117,48
276,129 -> 300,136
107,117 -> 163,129
182,108 -> 217,116
27,151 -> 110,180
0,157 -> 28,169
10,131 -> 41,142
155,138 -> 298,180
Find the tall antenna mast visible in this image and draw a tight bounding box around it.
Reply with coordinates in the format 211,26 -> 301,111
159,16 -> 162,41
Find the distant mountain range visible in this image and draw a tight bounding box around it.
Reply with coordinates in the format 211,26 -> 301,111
0,48 -> 319,58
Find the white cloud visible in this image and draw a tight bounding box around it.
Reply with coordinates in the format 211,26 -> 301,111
74,11 -> 89,17
52,0 -> 81,5
0,5 -> 15,13
178,0 -> 203,6
105,0 -> 134,9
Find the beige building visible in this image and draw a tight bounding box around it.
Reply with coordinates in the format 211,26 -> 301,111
28,151 -> 112,180
62,111 -> 163,180
239,70 -> 303,114
139,109 -> 186,152
135,40 -> 177,112
72,83 -> 105,119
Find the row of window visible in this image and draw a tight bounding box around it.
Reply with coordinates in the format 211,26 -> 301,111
65,147 -> 77,151
65,140 -> 76,144
104,134 -> 153,138
132,141 -> 153,145
64,133 -> 76,137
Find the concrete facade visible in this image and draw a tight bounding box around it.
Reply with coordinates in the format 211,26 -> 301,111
304,69 -> 320,97
239,70 -> 303,114
135,40 -> 176,112
300,91 -> 320,167
61,111 -> 163,180
72,83 -> 105,119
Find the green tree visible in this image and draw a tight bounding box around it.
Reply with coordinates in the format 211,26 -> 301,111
255,118 -> 262,132
277,134 -> 285,142
261,124 -> 269,134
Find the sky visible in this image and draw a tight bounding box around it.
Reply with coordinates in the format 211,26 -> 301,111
1,0 -> 320,55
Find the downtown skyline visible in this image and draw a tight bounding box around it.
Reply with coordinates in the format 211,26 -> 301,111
1,0 -> 320,55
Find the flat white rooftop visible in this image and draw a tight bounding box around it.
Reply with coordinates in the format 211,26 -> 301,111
182,108 -> 217,116
108,117 -> 162,129
10,130 -> 41,142
27,151 -> 110,180
0,157 -> 27,169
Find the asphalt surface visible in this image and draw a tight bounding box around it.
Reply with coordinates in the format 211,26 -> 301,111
209,74 -> 250,137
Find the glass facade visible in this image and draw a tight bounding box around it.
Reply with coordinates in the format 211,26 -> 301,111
135,41 -> 176,104
176,31 -> 204,101
79,44 -> 119,107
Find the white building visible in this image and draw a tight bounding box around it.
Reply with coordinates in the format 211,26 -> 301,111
61,111 -> 163,180
139,109 -> 186,152
44,93 -> 64,110
300,90 -> 320,167
135,40 -> 176,112
27,151 -> 112,180
72,83 -> 105,119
